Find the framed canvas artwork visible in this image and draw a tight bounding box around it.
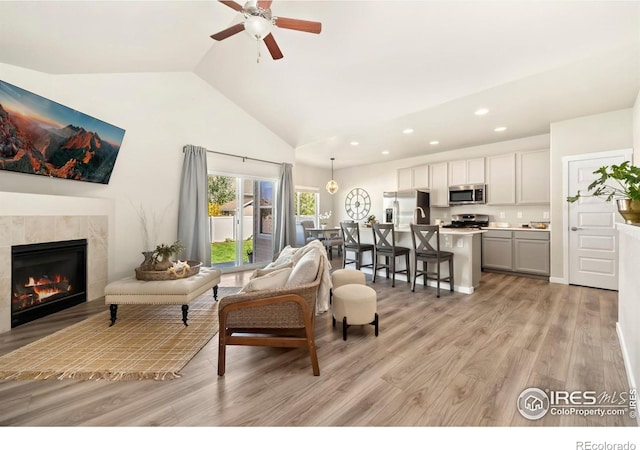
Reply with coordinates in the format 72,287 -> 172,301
0,80 -> 126,184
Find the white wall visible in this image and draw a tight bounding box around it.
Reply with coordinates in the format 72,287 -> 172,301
549,108 -> 634,281
616,223 -> 640,418
325,134 -> 550,227
0,63 -> 294,281
634,89 -> 640,163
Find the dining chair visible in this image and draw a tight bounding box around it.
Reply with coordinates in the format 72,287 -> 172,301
340,221 -> 374,270
300,220 -> 317,243
371,223 -> 411,288
323,229 -> 344,260
410,224 -> 454,297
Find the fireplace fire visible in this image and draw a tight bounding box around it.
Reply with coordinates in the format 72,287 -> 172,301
11,239 -> 87,328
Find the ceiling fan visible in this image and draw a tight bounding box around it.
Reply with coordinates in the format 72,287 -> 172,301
211,0 -> 322,60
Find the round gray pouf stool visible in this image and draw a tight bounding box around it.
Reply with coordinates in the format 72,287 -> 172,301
332,284 -> 378,341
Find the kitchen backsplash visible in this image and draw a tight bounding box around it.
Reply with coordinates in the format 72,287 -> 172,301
431,204 -> 550,227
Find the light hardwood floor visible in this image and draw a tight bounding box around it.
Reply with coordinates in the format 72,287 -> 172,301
0,256 -> 636,427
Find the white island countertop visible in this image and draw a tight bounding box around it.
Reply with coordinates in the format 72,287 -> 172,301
360,224 -> 483,294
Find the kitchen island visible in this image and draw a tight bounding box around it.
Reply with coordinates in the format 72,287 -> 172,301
358,225 -> 485,294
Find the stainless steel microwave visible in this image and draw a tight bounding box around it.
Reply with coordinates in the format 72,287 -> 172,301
448,184 -> 486,205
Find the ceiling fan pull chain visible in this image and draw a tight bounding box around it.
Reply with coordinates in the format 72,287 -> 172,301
257,39 -> 261,63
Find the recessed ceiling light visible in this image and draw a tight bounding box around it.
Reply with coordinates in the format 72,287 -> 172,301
475,108 -> 489,116
350,141 -> 359,146
494,126 -> 507,132
430,140 -> 439,145
403,128 -> 414,134
381,150 -> 390,155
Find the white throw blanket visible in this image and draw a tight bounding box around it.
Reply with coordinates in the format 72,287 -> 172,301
265,240 -> 333,314
304,240 -> 332,314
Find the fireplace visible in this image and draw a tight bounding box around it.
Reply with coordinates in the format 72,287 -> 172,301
11,239 -> 87,328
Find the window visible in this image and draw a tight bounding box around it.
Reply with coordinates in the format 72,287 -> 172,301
295,190 -> 319,225
208,174 -> 275,269
259,181 -> 273,235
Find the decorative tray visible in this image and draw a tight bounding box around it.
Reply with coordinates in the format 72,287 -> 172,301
135,260 -> 202,281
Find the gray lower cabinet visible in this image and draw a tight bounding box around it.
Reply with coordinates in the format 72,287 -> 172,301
482,230 -> 550,277
482,237 -> 513,270
513,231 -> 550,275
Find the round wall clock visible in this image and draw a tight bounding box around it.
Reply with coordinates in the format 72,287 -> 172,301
345,188 -> 371,220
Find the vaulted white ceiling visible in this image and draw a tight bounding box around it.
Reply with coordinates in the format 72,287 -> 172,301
1,1 -> 638,169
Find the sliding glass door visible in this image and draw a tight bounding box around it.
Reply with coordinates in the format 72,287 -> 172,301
208,174 -> 274,271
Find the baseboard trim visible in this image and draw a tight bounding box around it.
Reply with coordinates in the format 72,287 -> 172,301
549,276 -> 568,285
616,321 -> 640,427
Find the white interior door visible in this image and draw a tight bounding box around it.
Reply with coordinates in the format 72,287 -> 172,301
567,152 -> 629,290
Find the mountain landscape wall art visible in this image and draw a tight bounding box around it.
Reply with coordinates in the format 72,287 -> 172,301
0,80 -> 125,184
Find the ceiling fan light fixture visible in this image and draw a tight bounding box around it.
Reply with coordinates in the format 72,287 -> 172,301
326,157 -> 339,195
243,15 -> 272,40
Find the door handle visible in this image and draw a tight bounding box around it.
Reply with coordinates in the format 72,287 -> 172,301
571,226 -> 582,231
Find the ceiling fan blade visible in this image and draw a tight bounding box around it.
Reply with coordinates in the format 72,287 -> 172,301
258,0 -> 273,8
219,1 -> 244,12
274,16 -> 322,34
263,33 -> 283,60
211,23 -> 245,41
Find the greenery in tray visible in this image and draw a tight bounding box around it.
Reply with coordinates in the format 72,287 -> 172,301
567,161 -> 640,203
153,240 -> 185,263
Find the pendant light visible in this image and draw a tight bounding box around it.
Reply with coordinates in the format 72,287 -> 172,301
326,157 -> 339,195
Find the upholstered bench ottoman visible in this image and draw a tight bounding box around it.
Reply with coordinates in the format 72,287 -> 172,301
104,267 -> 221,326
332,284 -> 378,341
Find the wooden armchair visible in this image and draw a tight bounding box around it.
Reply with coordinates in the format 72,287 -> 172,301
217,257 -> 324,376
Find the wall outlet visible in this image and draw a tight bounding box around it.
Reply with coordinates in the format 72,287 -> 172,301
517,211 -> 522,219
543,211 -> 550,219
456,238 -> 464,248
445,236 -> 452,248
499,212 -> 506,219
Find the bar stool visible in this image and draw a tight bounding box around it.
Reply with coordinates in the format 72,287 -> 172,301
371,223 -> 411,288
410,224 -> 454,297
341,221 -> 374,270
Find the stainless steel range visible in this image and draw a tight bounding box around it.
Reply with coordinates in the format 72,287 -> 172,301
442,214 -> 489,229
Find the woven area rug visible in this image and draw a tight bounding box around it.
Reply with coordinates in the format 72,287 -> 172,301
0,293 -> 223,381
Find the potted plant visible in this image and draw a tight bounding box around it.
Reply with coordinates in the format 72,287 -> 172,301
153,240 -> 185,270
567,161 -> 640,224
365,214 -> 377,227
318,211 -> 332,228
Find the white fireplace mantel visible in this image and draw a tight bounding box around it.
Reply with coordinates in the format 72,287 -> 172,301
1,191 -> 114,334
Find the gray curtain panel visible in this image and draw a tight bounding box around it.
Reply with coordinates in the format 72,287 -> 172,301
274,162 -> 296,253
178,145 -> 211,266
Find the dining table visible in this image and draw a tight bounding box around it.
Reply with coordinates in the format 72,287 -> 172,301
307,227 -> 341,240
307,227 -> 343,260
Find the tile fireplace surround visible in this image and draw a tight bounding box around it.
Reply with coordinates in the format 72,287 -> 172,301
0,215 -> 108,333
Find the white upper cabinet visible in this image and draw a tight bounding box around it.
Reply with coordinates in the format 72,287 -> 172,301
517,149 -> 550,204
397,164 -> 429,190
486,153 -> 516,205
412,165 -> 429,189
397,167 -> 412,191
449,158 -> 485,185
429,162 -> 449,207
